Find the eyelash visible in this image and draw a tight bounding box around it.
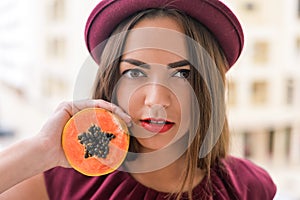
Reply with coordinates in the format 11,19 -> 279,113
122,69 -> 146,78
173,69 -> 191,79
121,68 -> 191,79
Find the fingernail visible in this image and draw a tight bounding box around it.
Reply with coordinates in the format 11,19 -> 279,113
126,121 -> 133,128
123,114 -> 132,125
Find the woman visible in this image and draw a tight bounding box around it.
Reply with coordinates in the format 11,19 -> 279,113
0,0 -> 276,199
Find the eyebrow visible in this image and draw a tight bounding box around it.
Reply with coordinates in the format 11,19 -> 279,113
167,60 -> 190,69
120,59 -> 150,69
120,58 -> 190,69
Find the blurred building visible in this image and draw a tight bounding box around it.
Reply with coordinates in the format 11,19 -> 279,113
224,1 -> 300,197
227,0 -> 300,166
0,0 -> 99,113
0,0 -> 299,197
0,0 -> 99,145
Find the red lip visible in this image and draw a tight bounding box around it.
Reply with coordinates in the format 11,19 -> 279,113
140,118 -> 174,133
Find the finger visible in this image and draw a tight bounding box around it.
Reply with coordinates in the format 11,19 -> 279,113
93,100 -> 132,126
55,100 -> 101,115
55,100 -> 132,127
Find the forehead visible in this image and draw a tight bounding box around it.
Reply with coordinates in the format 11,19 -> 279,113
123,17 -> 188,61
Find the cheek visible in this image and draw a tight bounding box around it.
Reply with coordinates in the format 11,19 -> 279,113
181,98 -> 191,124
172,84 -> 192,118
116,80 -> 143,116
116,84 -> 129,114
170,83 -> 195,141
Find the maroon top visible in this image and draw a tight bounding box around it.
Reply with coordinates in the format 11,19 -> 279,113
44,156 -> 276,200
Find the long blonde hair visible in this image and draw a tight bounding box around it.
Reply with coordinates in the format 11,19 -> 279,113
92,8 -> 230,200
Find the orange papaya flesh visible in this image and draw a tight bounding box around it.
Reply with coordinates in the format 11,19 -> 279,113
62,108 -> 130,176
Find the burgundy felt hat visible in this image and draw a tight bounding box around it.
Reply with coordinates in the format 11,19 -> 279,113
85,0 -> 244,69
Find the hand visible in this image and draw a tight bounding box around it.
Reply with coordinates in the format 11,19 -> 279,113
38,99 -> 132,169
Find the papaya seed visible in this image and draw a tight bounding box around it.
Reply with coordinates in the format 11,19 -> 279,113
78,124 -> 115,159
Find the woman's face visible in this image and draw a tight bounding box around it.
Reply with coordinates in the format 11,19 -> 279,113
116,16 -> 192,152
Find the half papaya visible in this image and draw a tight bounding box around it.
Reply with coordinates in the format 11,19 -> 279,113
62,108 -> 130,176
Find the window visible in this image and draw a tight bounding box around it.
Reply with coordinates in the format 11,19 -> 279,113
46,37 -> 66,59
284,126 -> 292,159
268,129 -> 275,157
253,41 -> 269,64
47,0 -> 65,22
42,75 -> 68,97
243,132 -> 252,158
251,81 -> 268,105
298,0 -> 300,18
244,2 -> 256,11
227,81 -> 237,106
296,37 -> 300,55
240,0 -> 258,12
286,79 -> 294,105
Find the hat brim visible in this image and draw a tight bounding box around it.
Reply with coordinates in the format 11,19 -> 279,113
85,0 -> 244,69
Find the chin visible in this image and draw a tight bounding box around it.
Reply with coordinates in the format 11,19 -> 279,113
136,136 -> 176,152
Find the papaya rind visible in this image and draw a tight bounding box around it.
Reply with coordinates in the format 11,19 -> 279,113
62,107 -> 130,176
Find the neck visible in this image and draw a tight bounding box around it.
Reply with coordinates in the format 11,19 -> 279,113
130,154 -> 204,193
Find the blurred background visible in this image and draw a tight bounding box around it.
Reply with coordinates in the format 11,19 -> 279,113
0,0 -> 299,199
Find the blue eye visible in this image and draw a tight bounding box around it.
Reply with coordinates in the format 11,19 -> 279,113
122,69 -> 146,78
173,69 -> 190,79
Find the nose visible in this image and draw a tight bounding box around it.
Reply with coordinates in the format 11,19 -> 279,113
144,83 -> 171,108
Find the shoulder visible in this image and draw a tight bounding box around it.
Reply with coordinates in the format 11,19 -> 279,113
221,156 -> 277,200
44,167 -> 112,199
43,167 -> 152,200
